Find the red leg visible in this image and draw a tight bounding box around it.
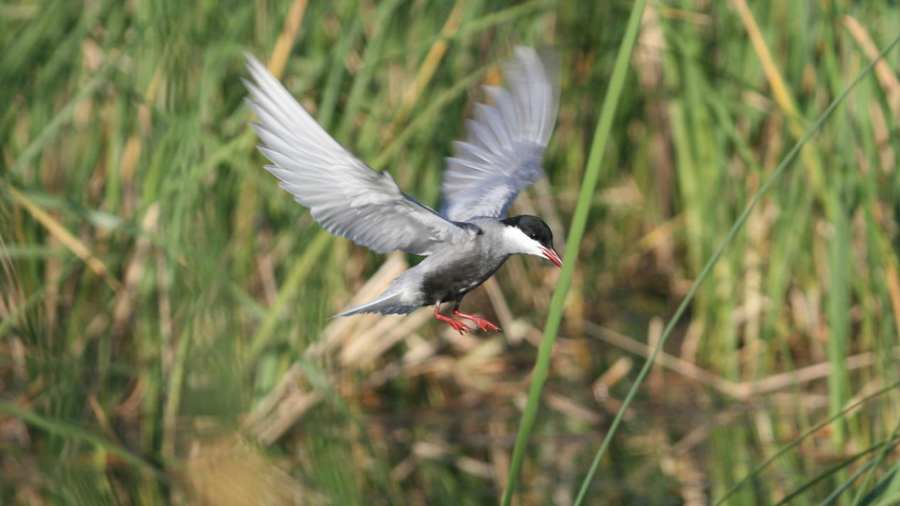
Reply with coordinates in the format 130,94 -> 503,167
453,305 -> 502,333
434,303 -> 470,335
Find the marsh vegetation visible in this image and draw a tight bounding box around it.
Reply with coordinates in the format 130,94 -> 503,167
2,0 -> 900,504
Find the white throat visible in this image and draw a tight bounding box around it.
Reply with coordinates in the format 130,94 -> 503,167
500,226 -> 545,257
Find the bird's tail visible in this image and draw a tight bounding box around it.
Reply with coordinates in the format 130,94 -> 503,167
331,290 -> 418,318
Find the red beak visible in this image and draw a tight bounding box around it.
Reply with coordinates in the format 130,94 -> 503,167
540,247 -> 563,268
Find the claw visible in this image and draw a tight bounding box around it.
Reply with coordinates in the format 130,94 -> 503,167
453,309 -> 502,333
447,319 -> 470,335
474,319 -> 502,333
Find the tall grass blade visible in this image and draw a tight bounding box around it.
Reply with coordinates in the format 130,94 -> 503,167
499,0 -> 649,503
851,417 -> 900,505
576,33 -> 900,506
246,231 -> 332,363
818,460 -> 879,506
827,185 -> 852,448
859,463 -> 900,506
7,62 -> 117,179
0,401 -> 161,474
774,438 -> 900,506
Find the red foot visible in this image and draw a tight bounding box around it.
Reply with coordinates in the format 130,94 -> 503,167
453,309 -> 502,333
434,304 -> 470,335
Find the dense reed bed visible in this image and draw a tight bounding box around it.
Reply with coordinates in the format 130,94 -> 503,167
2,0 -> 900,504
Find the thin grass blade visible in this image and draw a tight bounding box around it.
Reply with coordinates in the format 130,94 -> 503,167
0,401 -> 162,475
577,33 -> 900,506
499,0 -> 649,503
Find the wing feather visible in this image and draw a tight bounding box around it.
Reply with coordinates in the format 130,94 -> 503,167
244,53 -> 467,255
441,47 -> 558,222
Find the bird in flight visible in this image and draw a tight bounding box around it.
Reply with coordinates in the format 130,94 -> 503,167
243,47 -> 560,334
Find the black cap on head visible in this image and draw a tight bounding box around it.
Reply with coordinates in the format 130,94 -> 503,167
501,215 -> 554,249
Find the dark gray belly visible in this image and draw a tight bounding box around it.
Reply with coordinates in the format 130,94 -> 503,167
420,255 -> 508,305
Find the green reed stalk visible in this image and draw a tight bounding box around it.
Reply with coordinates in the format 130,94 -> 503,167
574,33 -> 900,506
499,0 -> 648,504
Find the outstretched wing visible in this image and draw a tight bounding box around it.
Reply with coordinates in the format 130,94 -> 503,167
441,47 -> 558,222
244,54 -> 468,255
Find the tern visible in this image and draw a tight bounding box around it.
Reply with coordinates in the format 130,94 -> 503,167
243,47 -> 560,334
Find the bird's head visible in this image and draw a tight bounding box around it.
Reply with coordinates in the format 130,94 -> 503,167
500,215 -> 562,268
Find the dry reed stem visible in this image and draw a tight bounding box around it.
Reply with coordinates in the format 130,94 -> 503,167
843,16 -> 900,118
633,3 -> 676,222
360,337 -> 439,391
234,0 -> 310,286
7,187 -> 122,291
87,392 -> 121,445
581,320 -> 747,398
842,16 -> 900,348
746,351 -> 892,395
858,183 -> 900,340
111,204 -> 159,337
731,0 -> 798,118
544,391 -> 601,424
254,391 -> 325,446
885,266 -> 900,342
413,440 -> 494,479
582,319 -> 899,400
731,0 -> 827,197
340,311 -> 409,362
392,439 -> 495,482
342,310 -> 431,366
310,253 -> 408,357
242,362 -> 302,430
386,0 -> 468,136
483,278 -> 516,340
868,99 -> 896,171
256,232 -> 280,307
267,0 -> 310,79
593,356 -> 633,406
647,316 -> 664,397
245,254 -> 442,444
489,419 -> 510,493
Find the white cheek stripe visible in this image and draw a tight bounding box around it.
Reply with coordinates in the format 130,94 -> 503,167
501,226 -> 544,256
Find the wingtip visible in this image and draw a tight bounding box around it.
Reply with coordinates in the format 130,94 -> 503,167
243,51 -> 263,68
243,52 -> 278,84
256,144 -> 273,158
330,306 -> 361,319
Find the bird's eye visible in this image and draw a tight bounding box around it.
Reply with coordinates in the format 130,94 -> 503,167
530,233 -> 537,239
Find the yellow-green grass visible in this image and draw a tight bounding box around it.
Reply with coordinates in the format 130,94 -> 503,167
2,0 -> 900,504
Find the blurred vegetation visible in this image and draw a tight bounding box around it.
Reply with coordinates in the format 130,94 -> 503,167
2,0 -> 900,504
